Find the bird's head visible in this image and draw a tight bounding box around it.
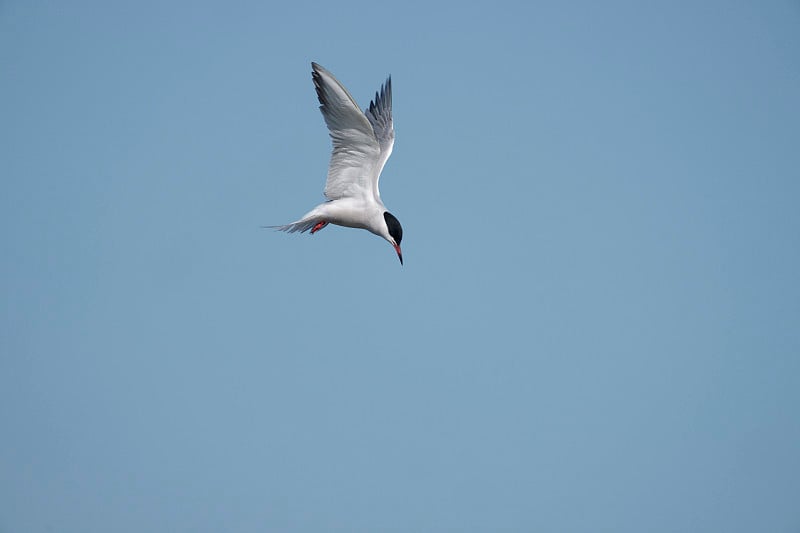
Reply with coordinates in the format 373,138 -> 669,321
383,212 -> 403,265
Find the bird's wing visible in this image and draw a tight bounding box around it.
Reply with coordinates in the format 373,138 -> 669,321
364,76 -> 394,202
312,63 -> 381,202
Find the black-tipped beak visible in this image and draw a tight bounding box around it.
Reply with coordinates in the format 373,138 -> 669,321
394,244 -> 403,265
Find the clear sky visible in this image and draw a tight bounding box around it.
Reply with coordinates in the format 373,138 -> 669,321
2,1 -> 799,532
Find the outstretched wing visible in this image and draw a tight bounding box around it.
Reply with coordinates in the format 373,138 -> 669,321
365,76 -> 394,201
312,63 -> 381,201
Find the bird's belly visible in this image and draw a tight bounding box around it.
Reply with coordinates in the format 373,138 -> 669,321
320,201 -> 381,234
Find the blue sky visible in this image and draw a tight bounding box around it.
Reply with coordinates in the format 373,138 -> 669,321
2,1 -> 799,532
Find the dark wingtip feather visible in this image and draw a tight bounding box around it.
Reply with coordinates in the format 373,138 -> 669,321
311,65 -> 327,108
367,76 -> 392,116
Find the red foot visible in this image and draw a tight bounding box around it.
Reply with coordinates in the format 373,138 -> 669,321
310,221 -> 329,234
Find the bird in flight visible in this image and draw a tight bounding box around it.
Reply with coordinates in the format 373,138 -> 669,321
272,62 -> 403,265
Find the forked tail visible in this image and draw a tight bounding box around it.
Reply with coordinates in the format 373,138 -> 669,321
264,217 -> 323,234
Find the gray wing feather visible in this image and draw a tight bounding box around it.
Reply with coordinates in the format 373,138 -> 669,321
365,77 -> 395,200
311,63 -> 381,201
365,77 -> 393,151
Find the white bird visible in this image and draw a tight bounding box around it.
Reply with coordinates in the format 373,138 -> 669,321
272,62 -> 403,265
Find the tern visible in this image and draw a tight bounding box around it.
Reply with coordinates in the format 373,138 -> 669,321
272,62 -> 404,265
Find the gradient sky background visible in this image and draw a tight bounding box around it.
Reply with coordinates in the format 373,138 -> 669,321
2,1 -> 799,532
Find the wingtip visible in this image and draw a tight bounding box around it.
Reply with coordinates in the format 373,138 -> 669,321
311,62 -> 329,76
311,62 -> 323,83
